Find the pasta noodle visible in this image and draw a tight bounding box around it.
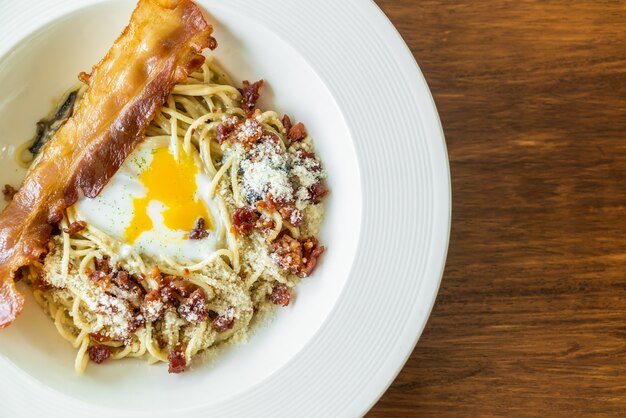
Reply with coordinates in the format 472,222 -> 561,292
20,58 -> 328,373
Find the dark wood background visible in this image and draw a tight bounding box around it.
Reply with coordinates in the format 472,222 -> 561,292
368,1 -> 626,416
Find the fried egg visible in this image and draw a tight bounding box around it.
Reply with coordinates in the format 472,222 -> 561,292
74,136 -> 225,262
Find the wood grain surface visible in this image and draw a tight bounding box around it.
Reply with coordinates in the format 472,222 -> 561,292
368,1 -> 626,416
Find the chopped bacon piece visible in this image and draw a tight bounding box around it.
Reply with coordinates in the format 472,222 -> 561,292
62,220 -> 87,234
211,311 -> 235,333
255,215 -> 276,236
141,290 -> 168,322
0,0 -> 213,329
269,284 -> 291,307
208,36 -> 218,50
260,131 -> 280,145
279,206 -> 304,227
168,345 -> 187,374
232,207 -> 259,235
112,270 -> 133,292
308,182 -> 329,204
282,114 -> 293,134
270,234 -> 325,277
95,257 -> 112,274
239,80 -> 264,114
178,289 -> 208,323
111,270 -> 144,306
259,194 -> 277,211
159,284 -> 177,304
295,149 -> 323,173
140,275 -> 190,322
129,311 -> 146,333
170,279 -> 199,297
299,237 -> 325,278
235,118 -> 263,148
270,234 -> 303,275
88,345 -> 111,364
216,122 -> 235,143
188,217 -> 209,240
2,184 -> 17,201
88,270 -> 111,290
288,122 -> 307,141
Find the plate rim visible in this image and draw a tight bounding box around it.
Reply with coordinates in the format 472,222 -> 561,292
0,0 -> 451,416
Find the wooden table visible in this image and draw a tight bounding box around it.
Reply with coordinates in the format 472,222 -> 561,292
369,1 -> 626,416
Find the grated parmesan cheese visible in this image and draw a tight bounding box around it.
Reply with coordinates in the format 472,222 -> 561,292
240,141 -> 293,204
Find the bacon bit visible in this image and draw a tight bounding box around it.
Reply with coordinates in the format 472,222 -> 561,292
129,311 -> 146,333
160,275 -> 175,287
90,332 -> 111,343
62,220 -> 87,234
216,122 -> 235,144
308,182 -> 329,203
266,192 -> 286,209
160,285 -> 177,305
112,270 -> 132,291
140,276 -> 183,321
235,118 -> 263,148
95,257 -> 112,274
259,195 -> 303,227
256,195 -> 276,212
183,268 -> 190,276
178,289 -> 208,323
211,316 -> 234,333
282,114 -> 293,134
188,217 -> 209,240
269,284 -> 291,307
296,150 -> 323,173
288,122 -> 307,141
78,71 -> 91,84
88,270 -> 111,290
112,270 -> 144,304
88,345 -> 111,364
141,290 -> 168,322
261,131 -> 280,145
239,80 -> 264,114
270,233 -> 303,275
232,207 -> 259,235
208,36 -> 218,50
2,184 -> 17,201
255,214 -> 275,235
211,311 -> 235,333
279,206 -> 304,227
168,345 -> 187,374
170,279 -> 198,297
270,234 -> 325,277
299,237 -> 325,278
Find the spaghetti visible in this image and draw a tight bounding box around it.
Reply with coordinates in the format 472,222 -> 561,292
20,58 -> 328,373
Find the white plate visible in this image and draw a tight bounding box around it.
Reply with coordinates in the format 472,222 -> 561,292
0,0 -> 450,417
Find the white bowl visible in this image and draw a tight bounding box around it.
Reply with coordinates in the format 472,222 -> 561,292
0,1 -> 450,416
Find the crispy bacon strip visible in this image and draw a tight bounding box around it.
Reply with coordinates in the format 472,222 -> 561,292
0,0 -> 213,328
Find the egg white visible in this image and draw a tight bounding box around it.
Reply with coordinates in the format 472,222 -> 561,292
74,137 -> 225,262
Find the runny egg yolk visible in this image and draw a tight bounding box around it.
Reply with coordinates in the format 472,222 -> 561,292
124,147 -> 211,244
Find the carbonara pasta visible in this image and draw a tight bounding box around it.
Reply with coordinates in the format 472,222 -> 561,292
19,58 -> 328,373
